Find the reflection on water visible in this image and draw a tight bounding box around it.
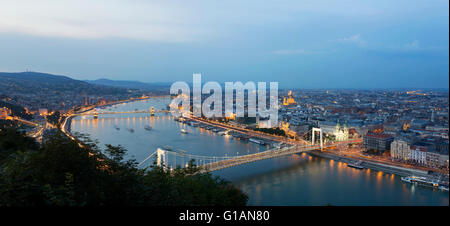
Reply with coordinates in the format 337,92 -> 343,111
71,97 -> 449,206
214,154 -> 449,206
72,97 -> 269,164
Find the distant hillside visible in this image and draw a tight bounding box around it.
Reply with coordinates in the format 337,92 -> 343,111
85,78 -> 170,90
0,72 -> 129,95
0,71 -> 82,85
0,71 -> 143,111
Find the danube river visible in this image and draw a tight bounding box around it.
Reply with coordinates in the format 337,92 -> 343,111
71,97 -> 449,206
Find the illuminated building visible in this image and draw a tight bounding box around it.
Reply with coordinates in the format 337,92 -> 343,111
225,112 -> 236,120
280,121 -> 297,137
283,90 -> 296,106
402,122 -> 410,131
319,121 -> 349,141
0,107 -> 11,119
391,138 -> 411,161
39,108 -> 48,116
334,121 -> 349,141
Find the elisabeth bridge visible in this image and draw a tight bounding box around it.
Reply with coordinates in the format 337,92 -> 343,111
137,131 -> 362,173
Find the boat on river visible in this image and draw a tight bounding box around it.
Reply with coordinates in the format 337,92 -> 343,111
218,130 -> 229,136
401,176 -> 449,191
347,160 -> 364,169
249,138 -> 265,145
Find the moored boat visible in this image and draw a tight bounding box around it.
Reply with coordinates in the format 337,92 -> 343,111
401,176 -> 443,189
347,160 -> 364,169
249,138 -> 265,145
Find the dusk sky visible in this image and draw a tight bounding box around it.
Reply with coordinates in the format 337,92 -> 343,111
0,0 -> 448,89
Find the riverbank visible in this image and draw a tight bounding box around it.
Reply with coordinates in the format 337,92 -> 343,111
307,150 -> 429,177
61,114 -> 77,142
189,116 -> 298,145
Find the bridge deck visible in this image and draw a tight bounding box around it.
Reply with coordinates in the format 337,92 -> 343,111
198,144 -> 320,173
198,138 -> 362,173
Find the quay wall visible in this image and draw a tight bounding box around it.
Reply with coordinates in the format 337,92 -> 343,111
308,150 -> 429,177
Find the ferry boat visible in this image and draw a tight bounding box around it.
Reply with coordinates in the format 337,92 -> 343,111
401,176 -> 442,189
347,160 -> 364,169
218,130 -> 230,136
180,129 -> 188,134
249,138 -> 265,145
144,125 -> 152,131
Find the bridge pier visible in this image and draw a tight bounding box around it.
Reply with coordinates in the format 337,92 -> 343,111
312,128 -> 323,150
150,107 -> 155,116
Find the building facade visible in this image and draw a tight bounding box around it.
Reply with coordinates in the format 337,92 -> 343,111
410,146 -> 427,165
0,107 -> 11,120
409,143 -> 435,166
320,121 -> 349,141
363,133 -> 394,153
426,151 -> 441,168
390,138 -> 411,161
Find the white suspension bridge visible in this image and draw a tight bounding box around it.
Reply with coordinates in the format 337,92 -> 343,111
137,127 -> 362,173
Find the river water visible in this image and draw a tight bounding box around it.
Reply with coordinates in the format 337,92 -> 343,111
70,97 -> 449,206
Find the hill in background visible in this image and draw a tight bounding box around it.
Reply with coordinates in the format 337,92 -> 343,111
0,71 -> 156,112
85,78 -> 170,91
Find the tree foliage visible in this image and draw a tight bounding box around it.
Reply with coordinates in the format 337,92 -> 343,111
0,129 -> 248,206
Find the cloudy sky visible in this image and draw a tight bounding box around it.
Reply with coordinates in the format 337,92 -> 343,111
0,0 -> 448,89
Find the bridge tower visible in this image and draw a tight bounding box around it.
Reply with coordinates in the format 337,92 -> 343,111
150,107 -> 155,116
312,127 -> 323,150
156,148 -> 166,168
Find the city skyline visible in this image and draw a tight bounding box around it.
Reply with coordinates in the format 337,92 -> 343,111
1,0 -> 449,215
0,0 -> 449,89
